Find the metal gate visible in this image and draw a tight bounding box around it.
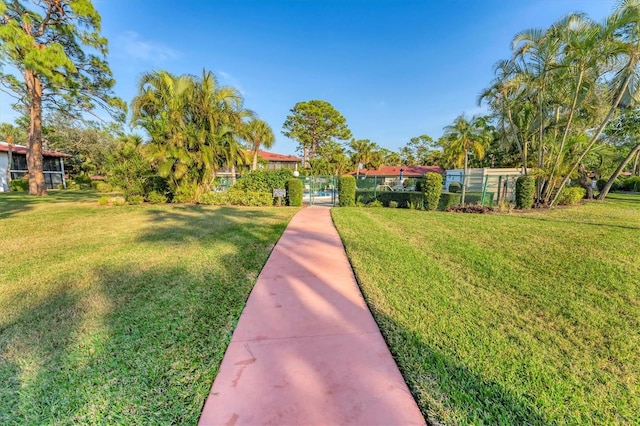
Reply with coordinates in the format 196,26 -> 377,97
299,175 -> 338,206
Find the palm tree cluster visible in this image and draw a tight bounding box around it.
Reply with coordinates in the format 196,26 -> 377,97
130,69 -> 274,201
479,0 -> 640,205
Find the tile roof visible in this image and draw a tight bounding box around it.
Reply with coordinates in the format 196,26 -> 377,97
353,165 -> 443,177
0,142 -> 71,158
256,150 -> 302,162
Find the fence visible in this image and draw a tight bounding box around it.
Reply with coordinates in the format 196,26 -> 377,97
298,175 -> 338,206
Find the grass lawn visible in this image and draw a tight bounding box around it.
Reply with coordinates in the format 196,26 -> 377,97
0,191 -> 297,424
332,193 -> 640,425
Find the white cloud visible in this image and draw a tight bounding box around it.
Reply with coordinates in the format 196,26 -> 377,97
117,31 -> 180,64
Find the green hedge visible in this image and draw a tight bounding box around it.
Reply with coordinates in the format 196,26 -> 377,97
233,169 -> 293,193
621,176 -> 640,191
438,192 -> 461,210
9,179 -> 29,192
422,172 -> 443,211
515,175 -> 535,209
356,191 -> 423,209
338,175 -> 356,207
198,189 -> 273,206
556,187 -> 585,205
286,179 -> 303,207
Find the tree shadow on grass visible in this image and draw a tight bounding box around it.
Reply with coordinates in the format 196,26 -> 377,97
0,206 -> 297,424
371,312 -> 549,425
0,190 -> 101,219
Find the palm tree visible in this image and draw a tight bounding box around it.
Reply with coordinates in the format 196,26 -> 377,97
242,119 -> 275,171
348,138 -> 380,177
441,115 -> 490,204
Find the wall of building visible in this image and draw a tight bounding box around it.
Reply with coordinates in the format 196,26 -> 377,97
0,152 -> 8,192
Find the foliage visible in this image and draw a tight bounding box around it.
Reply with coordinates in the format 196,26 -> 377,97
146,191 -> 168,204
366,199 -> 383,208
97,196 -> 108,206
0,0 -> 125,195
198,189 -> 273,206
332,196 -> 640,424
438,192 -> 461,210
9,178 -> 29,192
388,200 -> 399,208
0,192 -> 294,424
240,118 -> 275,171
125,194 -> 144,205
596,178 -> 608,192
286,179 -> 303,207
447,204 -> 492,214
399,134 -> 443,166
309,140 -> 352,175
73,175 -> 93,189
282,100 -> 352,167
338,175 -> 356,207
234,168 -> 293,193
94,182 -> 113,193
172,182 -> 198,204
556,187 -> 586,205
106,136 -> 154,197
349,138 -> 382,174
621,175 -> 640,191
448,182 -> 461,193
422,172 -> 443,211
131,69 -> 251,198
356,190 -> 424,209
515,175 -> 535,209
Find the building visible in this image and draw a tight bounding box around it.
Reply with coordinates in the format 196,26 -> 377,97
353,165 -> 444,189
254,150 -> 302,171
0,142 -> 70,192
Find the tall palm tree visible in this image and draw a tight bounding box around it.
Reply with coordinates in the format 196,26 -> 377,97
348,138 -> 379,177
241,119 -> 275,171
442,115 -> 490,204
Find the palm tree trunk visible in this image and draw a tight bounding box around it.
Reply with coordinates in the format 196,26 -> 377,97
597,142 -> 640,200
252,149 -> 259,171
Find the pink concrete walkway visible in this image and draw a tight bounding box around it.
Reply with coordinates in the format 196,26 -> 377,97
198,206 -> 425,425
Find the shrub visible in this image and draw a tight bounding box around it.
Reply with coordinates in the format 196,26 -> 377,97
448,204 -> 491,214
422,172 -> 443,211
146,191 -> 168,204
95,182 -> 113,193
97,196 -> 109,206
234,169 -> 293,193
9,179 -> 29,192
388,200 -> 399,208
448,182 -> 461,193
621,176 -> 640,192
126,194 -> 144,205
286,178 -> 303,206
198,192 -> 228,205
556,187 -> 586,205
596,178 -> 608,192
464,192 -> 495,206
110,196 -> 126,206
438,192 -> 461,211
515,175 -> 535,209
198,190 -> 272,206
73,175 -> 93,189
355,190 -> 423,208
172,182 -> 198,203
366,199 -> 383,208
338,175 -> 356,207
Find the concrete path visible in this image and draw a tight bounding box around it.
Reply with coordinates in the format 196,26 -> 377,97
198,206 -> 425,425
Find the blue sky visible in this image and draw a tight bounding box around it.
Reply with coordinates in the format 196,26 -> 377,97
1,0 -> 618,155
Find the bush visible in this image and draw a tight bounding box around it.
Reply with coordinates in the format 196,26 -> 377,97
515,175 -> 535,209
126,195 -> 144,205
366,199 -> 383,208
621,176 -> 640,192
198,189 -> 273,206
286,178 -> 303,206
95,182 -> 113,193
172,182 -> 198,203
388,200 -> 399,208
448,182 -> 461,193
556,187 -> 586,205
596,178 -> 608,192
73,175 -> 93,189
110,196 -> 126,206
422,172 -> 443,211
234,169 -> 293,193
448,204 -> 491,214
464,192 -> 495,206
338,175 -> 356,207
97,196 -> 109,206
146,191 -> 168,204
355,190 -> 423,208
9,179 -> 29,192
438,192 -> 461,211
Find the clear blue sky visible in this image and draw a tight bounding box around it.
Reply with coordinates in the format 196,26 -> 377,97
0,0 -> 617,156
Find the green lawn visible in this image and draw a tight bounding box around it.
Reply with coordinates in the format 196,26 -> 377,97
332,193 -> 640,425
0,191 -> 297,424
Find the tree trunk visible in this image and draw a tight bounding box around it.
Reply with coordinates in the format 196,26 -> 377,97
25,70 -> 47,196
231,163 -> 237,185
577,163 -> 593,199
633,150 -> 639,176
597,142 -> 640,200
6,136 -> 13,191
303,146 -> 308,168
252,148 -> 258,171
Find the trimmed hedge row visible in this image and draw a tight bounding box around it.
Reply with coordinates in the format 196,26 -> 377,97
286,179 -> 303,206
339,175 -> 356,207
515,175 -> 535,209
355,190 -> 494,210
198,189 -> 273,206
422,172 -> 443,211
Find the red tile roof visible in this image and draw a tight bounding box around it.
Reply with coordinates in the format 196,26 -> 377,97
256,150 -> 301,163
0,142 -> 71,158
353,165 -> 443,177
